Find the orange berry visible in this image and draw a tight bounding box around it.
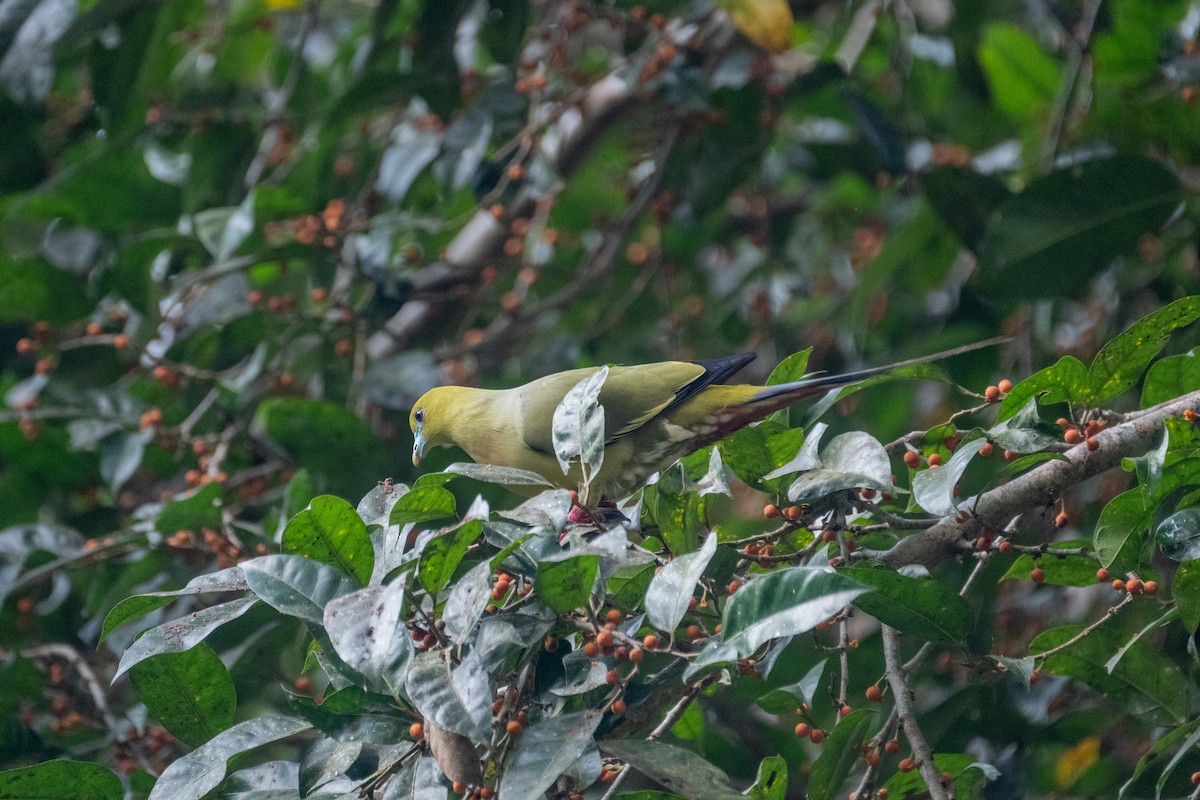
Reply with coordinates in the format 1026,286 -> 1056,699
898,757 -> 915,773
605,669 -> 621,686
1145,580 -> 1158,595
810,728 -> 825,744
409,722 -> 424,740
903,451 -> 921,469
865,685 -> 883,702
979,441 -> 994,456
1030,568 -> 1045,583
727,579 -> 742,594
310,287 -> 327,303
984,385 -> 1000,401
687,597 -> 698,611
86,322 -> 103,336
606,609 -> 623,624
596,630 -> 614,649
686,625 -> 704,641
642,634 -> 660,649
113,334 -> 130,349
997,379 -> 1013,393
1003,449 -> 1019,461
1127,578 -> 1143,594
1112,579 -> 1126,592
35,358 -> 54,375
489,204 -> 504,220
1055,512 -> 1069,528
629,647 -> 644,663
506,719 -> 523,736
885,739 -> 900,755
503,237 -> 523,258
452,781 -> 467,794
839,705 -> 852,717
611,699 -> 627,715
998,540 -> 1013,554
1064,428 -> 1082,444
783,505 -> 802,521
927,453 -> 942,467
763,503 -> 780,518
1086,436 -> 1099,451
1191,770 -> 1200,786
866,751 -> 880,767
794,722 -> 810,737
583,642 -> 600,658
506,164 -> 524,182
16,337 -> 35,355
543,636 -> 558,652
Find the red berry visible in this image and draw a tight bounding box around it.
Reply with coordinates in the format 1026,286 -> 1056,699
1030,567 -> 1045,583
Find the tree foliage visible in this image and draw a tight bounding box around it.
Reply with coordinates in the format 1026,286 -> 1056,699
2,0 -> 1200,798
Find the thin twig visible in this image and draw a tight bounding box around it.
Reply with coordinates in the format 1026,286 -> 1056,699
599,681 -> 704,800
1032,593 -> 1133,661
1040,0 -> 1103,169
882,625 -> 950,800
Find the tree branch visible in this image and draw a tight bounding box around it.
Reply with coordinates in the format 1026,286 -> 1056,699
882,626 -> 950,800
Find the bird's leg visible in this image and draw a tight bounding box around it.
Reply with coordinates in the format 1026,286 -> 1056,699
565,496 -> 620,526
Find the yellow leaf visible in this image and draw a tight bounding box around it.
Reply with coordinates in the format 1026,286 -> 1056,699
265,0 -> 302,9
720,0 -> 794,53
1054,736 -> 1100,790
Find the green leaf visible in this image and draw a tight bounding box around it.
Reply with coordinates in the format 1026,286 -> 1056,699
116,597 -> 258,680
988,395 -> 1062,453
1117,717 -> 1200,799
721,567 -> 869,657
765,348 -> 812,385
253,398 -> 392,498
882,754 -> 990,798
240,554 -> 358,625
129,644 -> 236,746
1142,350 -> 1200,408
552,366 -> 608,485
786,432 -> 892,503
1094,488 -> 1148,572
444,561 -> 494,645
609,563 -> 657,609
282,495 -> 373,584
978,156 -> 1182,300
718,422 -> 804,491
756,659 -> 826,713
844,566 -> 973,644
977,23 -> 1061,121
912,438 -> 986,516
419,520 -> 482,595
746,756 -> 788,800
997,356 -> 1088,420
323,581 -> 414,695
1033,624 -> 1193,724
443,462 -> 552,488
921,166 -> 1012,249
1174,560 -> 1200,634
1000,539 -> 1099,587
644,533 -> 716,633
404,650 -> 492,743
0,760 -> 121,800
155,483 -> 223,535
807,709 -> 875,800
1087,296 -> 1200,405
598,740 -> 746,800
146,716 -> 311,800
536,555 -> 599,613
390,485 -> 457,526
496,710 -> 603,800
100,566 -> 248,644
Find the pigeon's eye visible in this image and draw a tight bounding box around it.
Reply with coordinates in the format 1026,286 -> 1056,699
415,408 -> 425,424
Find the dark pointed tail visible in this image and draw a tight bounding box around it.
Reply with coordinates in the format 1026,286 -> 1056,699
749,336 -> 1009,407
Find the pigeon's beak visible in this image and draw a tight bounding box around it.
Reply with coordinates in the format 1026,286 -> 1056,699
412,427 -> 425,467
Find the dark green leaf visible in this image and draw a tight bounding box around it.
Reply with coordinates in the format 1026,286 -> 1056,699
721,567 -> 869,657
552,366 -> 608,484
807,709 -> 875,800
129,644 -> 236,746
988,395 -> 1061,453
745,755 -> 788,800
323,581 -> 414,695
391,485 -> 457,526
977,23 -> 1061,120
765,348 -> 812,385
405,650 -> 491,743
845,566 -> 972,644
997,356 -> 1088,420
978,156 -> 1182,300
0,761 -> 121,800
644,533 -> 716,633
1157,508 -> 1200,562
100,566 -> 248,643
536,555 -> 599,613
419,520 -> 482,595
1000,539 -> 1099,587
145,716 -> 311,800
282,495 -> 373,584
116,597 -> 258,679
1033,624 -> 1194,724
1174,560 -> 1200,634
912,438 -> 986,516
1095,488 -> 1148,572
598,740 -> 745,800
1087,296 -> 1200,405
156,483 -> 224,536
1143,350 -> 1200,408
496,710 -> 603,800
240,554 -> 358,625
718,423 -> 805,491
